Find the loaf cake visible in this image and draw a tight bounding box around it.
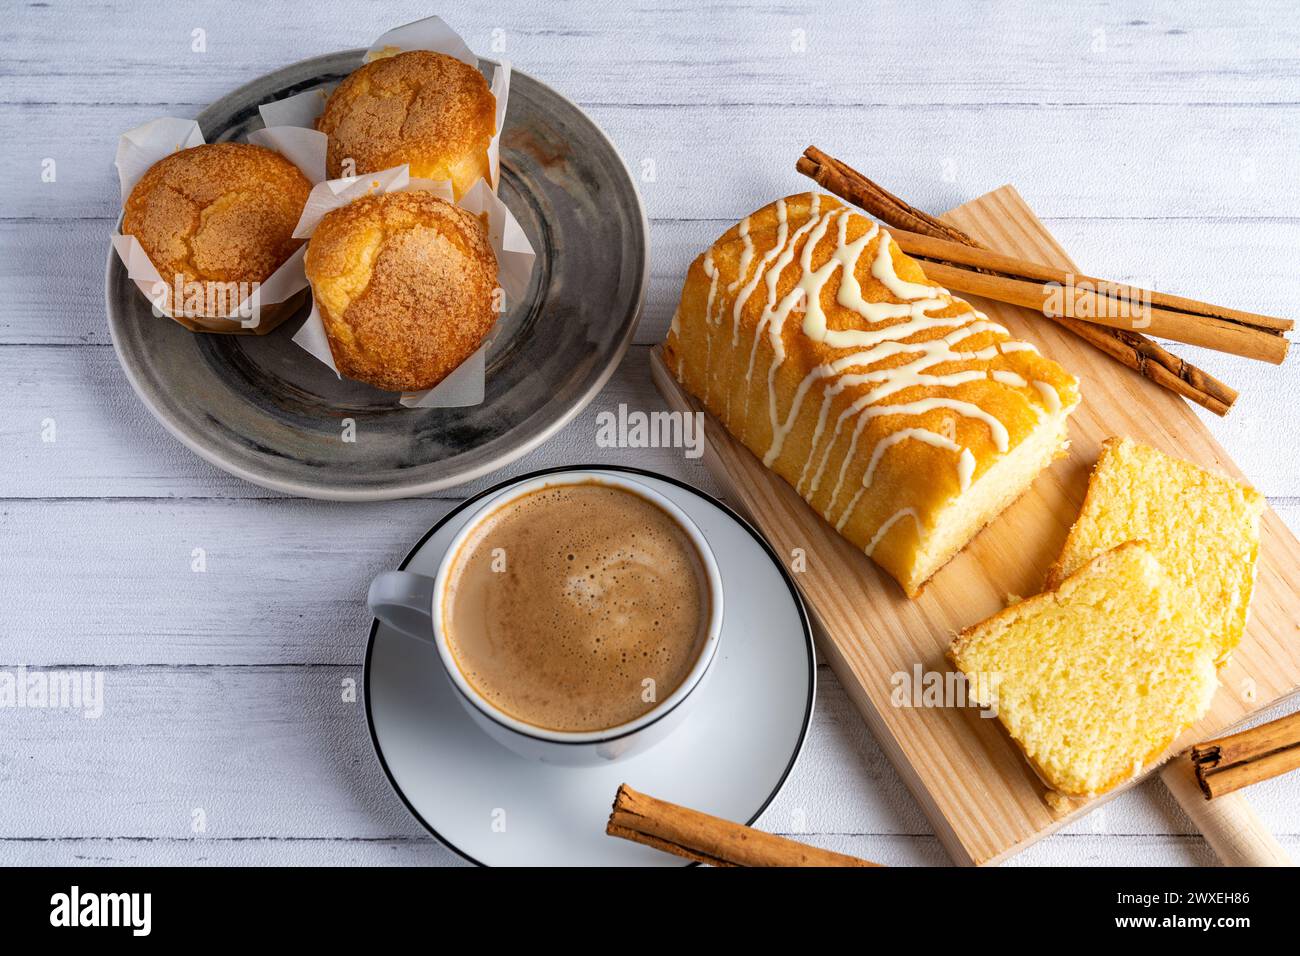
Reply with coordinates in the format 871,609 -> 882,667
663,193 -> 1080,596
1046,437 -> 1265,662
949,541 -> 1219,796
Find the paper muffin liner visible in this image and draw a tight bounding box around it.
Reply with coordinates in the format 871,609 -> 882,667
274,159 -> 535,408
111,117 -> 326,334
258,15 -> 510,195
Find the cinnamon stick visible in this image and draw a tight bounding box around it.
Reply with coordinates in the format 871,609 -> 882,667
606,784 -> 879,867
1191,711 -> 1300,799
796,146 -> 1242,415
915,259 -> 1288,363
797,147 -> 983,248
887,226 -> 1292,335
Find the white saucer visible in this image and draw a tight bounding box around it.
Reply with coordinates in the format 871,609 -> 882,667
364,467 -> 816,866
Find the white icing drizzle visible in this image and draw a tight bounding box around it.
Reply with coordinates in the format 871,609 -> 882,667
756,206 -> 843,435
870,229 -> 943,300
669,308 -> 684,380
802,212 -> 954,346
703,251 -> 720,325
696,198 -> 1062,562
709,200 -> 821,447
1033,379 -> 1062,414
835,428 -> 961,532
703,251 -> 733,417
732,198 -> 796,347
745,202 -> 832,384
799,212 -> 877,341
785,322 -> 1009,483
822,393 -> 1008,524
957,448 -> 976,491
728,217 -> 754,294
709,199 -> 797,423
864,508 -> 920,558
757,210 -> 1001,468
701,252 -> 719,402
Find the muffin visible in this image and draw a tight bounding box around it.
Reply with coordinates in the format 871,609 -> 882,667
122,142 -> 311,320
317,50 -> 495,198
304,191 -> 499,392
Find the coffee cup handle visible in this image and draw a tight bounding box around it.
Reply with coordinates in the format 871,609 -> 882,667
368,571 -> 438,643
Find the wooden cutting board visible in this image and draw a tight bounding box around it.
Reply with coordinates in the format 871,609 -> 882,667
650,184 -> 1300,866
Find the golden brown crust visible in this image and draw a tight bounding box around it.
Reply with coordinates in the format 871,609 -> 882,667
304,191 -> 499,393
122,142 -> 311,312
1044,436 -> 1124,591
318,50 -> 495,198
665,192 -> 1079,595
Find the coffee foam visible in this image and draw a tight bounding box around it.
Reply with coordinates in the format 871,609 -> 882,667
442,482 -> 710,733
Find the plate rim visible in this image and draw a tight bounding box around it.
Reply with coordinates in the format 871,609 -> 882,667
362,464 -> 818,866
104,56 -> 650,501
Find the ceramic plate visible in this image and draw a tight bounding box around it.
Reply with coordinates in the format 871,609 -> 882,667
365,467 -> 816,866
106,53 -> 648,499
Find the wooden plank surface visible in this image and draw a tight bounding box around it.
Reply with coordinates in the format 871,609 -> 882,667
651,184 -> 1300,864
7,1 -> 1300,108
4,0 -> 1300,866
1,663 -> 1296,861
10,103 -> 1300,222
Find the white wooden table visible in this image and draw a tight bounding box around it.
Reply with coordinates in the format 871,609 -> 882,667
3,0 -> 1298,866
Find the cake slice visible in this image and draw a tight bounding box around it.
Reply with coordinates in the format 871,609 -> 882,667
1046,437 -> 1265,661
949,541 -> 1218,797
663,192 -> 1079,597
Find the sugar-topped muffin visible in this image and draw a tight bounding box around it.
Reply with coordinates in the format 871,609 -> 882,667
122,142 -> 311,317
304,191 -> 499,393
317,50 -> 495,198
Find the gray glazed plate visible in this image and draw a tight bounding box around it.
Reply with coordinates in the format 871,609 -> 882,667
106,52 -> 648,500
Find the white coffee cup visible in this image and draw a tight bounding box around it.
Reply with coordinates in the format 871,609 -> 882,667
368,471 -> 724,765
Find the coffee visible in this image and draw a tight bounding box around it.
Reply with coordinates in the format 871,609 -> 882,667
441,482 -> 711,733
